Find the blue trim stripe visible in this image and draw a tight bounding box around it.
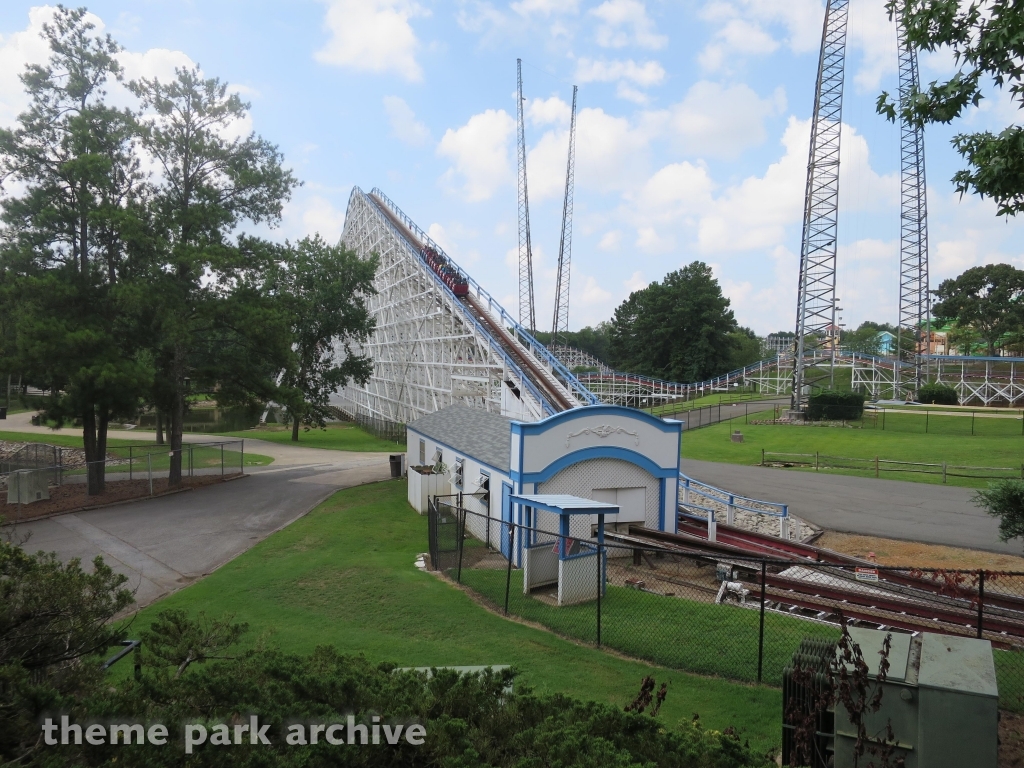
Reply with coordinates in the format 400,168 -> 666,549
512,404 -> 684,436
512,445 -> 677,484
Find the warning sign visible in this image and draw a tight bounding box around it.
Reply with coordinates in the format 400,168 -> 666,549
855,567 -> 879,582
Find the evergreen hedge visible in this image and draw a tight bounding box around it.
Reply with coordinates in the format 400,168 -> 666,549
806,390 -> 866,420
917,383 -> 959,405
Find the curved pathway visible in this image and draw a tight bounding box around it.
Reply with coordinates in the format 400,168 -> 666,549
2,413 -> 394,607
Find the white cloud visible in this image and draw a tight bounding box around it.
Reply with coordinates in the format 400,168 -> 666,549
0,6 -> 100,126
117,47 -> 195,84
383,95 -> 430,146
591,0 -> 667,50
511,0 -> 579,16
575,57 -> 665,87
599,230 -> 623,250
699,18 -> 779,71
437,109 -> 517,201
624,270 -> 648,292
284,194 -> 347,243
576,273 -> 613,306
669,81 -> 786,158
314,0 -> 426,82
575,57 -> 665,102
527,95 -> 572,126
696,1 -> 825,74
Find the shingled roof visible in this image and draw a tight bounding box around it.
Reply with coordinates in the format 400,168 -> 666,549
407,404 -> 512,471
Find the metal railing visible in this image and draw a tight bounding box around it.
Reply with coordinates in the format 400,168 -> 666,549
431,502 -> 1024,710
370,188 -> 599,409
1,440 -> 247,521
678,472 -> 790,538
761,450 -> 1024,482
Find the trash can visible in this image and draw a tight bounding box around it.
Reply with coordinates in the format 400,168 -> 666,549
0,406 -> 6,419
389,454 -> 403,478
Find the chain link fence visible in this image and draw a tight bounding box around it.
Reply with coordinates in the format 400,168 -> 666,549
1,440 -> 247,522
426,501 -> 1024,712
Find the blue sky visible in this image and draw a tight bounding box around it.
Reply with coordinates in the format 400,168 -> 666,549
1,1 -> 1022,335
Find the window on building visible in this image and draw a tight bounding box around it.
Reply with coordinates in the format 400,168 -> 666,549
453,458 -> 464,488
418,439 -> 425,465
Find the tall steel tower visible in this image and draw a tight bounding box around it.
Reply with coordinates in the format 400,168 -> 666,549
516,59 -> 537,333
791,0 -> 850,411
551,85 -> 578,345
896,12 -> 931,395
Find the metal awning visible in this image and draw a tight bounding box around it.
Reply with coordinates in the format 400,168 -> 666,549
509,494 -> 619,516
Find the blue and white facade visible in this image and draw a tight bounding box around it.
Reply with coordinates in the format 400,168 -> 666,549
407,404 -> 682,568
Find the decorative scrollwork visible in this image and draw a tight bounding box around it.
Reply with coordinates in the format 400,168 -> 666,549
565,424 -> 639,448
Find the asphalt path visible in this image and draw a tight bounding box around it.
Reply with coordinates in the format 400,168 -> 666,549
3,415 -> 395,608
681,457 -> 1020,555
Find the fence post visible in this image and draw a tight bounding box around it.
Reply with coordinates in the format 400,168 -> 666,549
972,410 -> 976,436
943,462 -> 947,484
882,408 -> 886,430
815,451 -> 819,471
504,526 -> 513,616
875,456 -> 879,478
133,642 -> 142,681
220,444 -> 224,476
757,560 -> 766,684
240,440 -> 244,474
977,570 -> 985,639
129,445 -> 132,481
596,544 -> 602,647
147,453 -> 153,496
761,448 -> 765,466
456,508 -> 465,584
926,410 -> 929,433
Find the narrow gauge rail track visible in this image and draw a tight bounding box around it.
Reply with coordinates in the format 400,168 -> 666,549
667,518 -> 1024,614
607,528 -> 1024,647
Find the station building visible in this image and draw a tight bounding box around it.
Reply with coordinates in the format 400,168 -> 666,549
405,404 -> 682,568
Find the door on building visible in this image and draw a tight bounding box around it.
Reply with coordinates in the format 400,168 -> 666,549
500,481 -> 513,560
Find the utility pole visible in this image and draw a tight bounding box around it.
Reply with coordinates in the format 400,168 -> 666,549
792,0 -> 849,413
516,59 -> 536,333
551,85 -> 577,345
896,5 -> 931,398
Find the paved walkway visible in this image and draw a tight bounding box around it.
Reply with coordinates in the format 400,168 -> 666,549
3,413 -> 395,607
681,458 -> 1019,555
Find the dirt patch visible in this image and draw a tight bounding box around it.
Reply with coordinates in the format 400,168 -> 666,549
1001,710 -> 1024,767
1,473 -> 243,524
816,530 -> 1024,571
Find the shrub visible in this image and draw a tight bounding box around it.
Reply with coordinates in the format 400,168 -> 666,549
806,390 -> 865,421
917,382 -> 959,405
974,479 -> 1024,548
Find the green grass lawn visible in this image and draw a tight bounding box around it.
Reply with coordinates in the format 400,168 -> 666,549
217,423 -> 401,452
0,430 -> 274,471
120,481 -> 784,752
682,416 -> 1024,488
649,390 -> 769,415
459,568 -> 838,687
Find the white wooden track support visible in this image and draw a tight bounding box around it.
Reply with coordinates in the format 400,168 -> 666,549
334,187 -> 596,424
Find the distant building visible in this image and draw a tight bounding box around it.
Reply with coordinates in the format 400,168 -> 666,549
763,332 -> 795,356
875,330 -> 896,356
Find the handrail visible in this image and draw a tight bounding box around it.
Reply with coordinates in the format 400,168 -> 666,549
578,350 -> 926,398
360,189 -> 554,417
370,188 -> 599,406
678,471 -> 788,519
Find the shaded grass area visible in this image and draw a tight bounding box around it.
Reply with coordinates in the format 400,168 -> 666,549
217,423 -> 400,452
681,415 -> 1024,488
459,568 -> 838,687
122,481 -> 784,752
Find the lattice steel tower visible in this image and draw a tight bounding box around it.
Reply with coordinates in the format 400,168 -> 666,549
896,10 -> 931,394
516,59 -> 537,333
551,85 -> 577,345
792,0 -> 849,411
